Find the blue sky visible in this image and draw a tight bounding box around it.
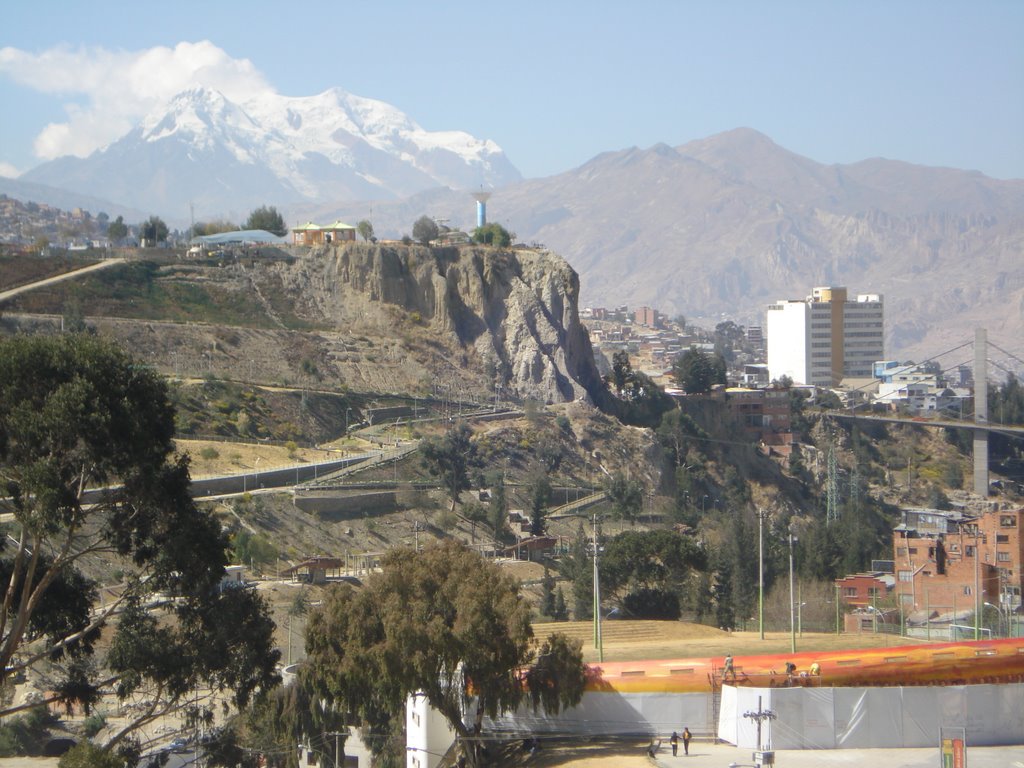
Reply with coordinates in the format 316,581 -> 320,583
1,0 -> 1022,180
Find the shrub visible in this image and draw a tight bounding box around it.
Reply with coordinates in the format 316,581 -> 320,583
82,713 -> 106,738
199,446 -> 220,461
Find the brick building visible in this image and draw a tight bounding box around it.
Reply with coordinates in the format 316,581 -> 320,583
835,571 -> 894,608
891,507 -> 1022,616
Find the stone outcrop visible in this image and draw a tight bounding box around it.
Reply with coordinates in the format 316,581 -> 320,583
318,243 -> 609,405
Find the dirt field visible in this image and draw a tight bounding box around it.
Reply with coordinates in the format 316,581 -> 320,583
529,619 -> 913,664
176,436 -> 373,478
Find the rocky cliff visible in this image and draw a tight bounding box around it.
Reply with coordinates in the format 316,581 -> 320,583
292,243 -> 608,405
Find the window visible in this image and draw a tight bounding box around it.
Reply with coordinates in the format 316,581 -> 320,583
966,546 -> 975,557
998,552 -> 1011,562
868,587 -> 881,597
908,547 -> 918,555
844,587 -> 858,598
998,534 -> 1010,543
897,547 -> 908,556
1001,515 -> 1017,527
964,586 -> 972,596
898,570 -> 913,582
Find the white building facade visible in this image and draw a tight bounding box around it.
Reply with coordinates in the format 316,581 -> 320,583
767,287 -> 884,387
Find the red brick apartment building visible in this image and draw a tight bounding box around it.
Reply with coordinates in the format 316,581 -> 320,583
891,507 -> 1022,615
716,387 -> 797,453
835,571 -> 894,608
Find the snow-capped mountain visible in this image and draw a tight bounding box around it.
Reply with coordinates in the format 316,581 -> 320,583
21,86 -> 521,218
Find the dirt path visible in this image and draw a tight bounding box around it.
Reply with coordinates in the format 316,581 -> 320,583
0,257 -> 124,303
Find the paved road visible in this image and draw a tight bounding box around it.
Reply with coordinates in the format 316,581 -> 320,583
0,258 -> 125,303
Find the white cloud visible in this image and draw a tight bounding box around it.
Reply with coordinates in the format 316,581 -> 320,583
0,41 -> 274,161
0,161 -> 21,178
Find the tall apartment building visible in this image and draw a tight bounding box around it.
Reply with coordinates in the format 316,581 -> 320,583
766,286 -> 884,386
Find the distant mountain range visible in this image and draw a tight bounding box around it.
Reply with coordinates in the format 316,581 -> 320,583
17,86 -> 520,220
5,94 -> 1023,366
310,129 -> 1024,365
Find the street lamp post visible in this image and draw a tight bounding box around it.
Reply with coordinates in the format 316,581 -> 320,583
974,524 -> 981,640
788,526 -> 798,653
592,512 -> 603,663
757,509 -> 768,640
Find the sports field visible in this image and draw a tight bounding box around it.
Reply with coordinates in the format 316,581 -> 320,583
539,619 -> 914,664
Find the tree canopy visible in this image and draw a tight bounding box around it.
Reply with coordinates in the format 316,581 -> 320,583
471,223 -> 512,247
672,347 -> 727,394
0,334 -> 280,750
600,530 -> 707,619
605,351 -> 676,427
604,471 -> 643,525
139,215 -> 168,244
106,215 -> 128,242
303,541 -> 586,768
244,206 -> 287,237
356,219 -> 374,242
420,422 -> 482,510
412,215 -> 439,245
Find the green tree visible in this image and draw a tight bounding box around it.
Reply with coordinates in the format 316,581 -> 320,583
356,219 -> 375,242
140,215 -> 168,245
672,347 -> 727,394
58,742 -> 126,768
541,568 -> 556,617
420,422 -> 482,510
605,471 -> 643,525
600,530 -> 707,618
559,523 -> 594,620
471,222 -> 512,247
489,474 -> 509,540
303,542 -> 586,768
608,351 -> 633,397
606,351 -> 675,427
411,215 -> 439,245
0,335 -> 280,746
106,215 -> 128,242
528,472 -> 551,536
193,219 -> 239,236
232,530 -> 279,568
244,205 -> 287,237
553,587 -> 569,621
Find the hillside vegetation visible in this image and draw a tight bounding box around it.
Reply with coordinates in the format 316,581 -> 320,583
0,246 -> 996,628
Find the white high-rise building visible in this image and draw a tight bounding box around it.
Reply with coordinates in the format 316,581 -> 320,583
766,287 -> 884,387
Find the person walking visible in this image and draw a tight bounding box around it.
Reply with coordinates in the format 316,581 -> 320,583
670,731 -> 679,756
723,654 -> 735,683
682,727 -> 692,755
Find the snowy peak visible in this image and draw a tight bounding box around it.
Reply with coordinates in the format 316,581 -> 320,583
22,85 -> 521,215
139,87 -> 267,163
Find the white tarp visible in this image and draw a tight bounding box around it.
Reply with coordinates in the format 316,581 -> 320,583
486,690 -> 712,738
725,683 -> 1024,749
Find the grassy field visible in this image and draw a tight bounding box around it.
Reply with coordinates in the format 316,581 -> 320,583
541,619 -> 917,663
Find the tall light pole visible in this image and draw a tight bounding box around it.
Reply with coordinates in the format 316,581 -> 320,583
592,512 -> 603,663
788,525 -> 798,653
757,509 -> 767,640
974,523 -> 981,641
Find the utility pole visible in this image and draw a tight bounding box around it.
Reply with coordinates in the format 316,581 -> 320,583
974,523 -> 982,640
788,526 -> 797,653
328,731 -> 343,768
743,695 -> 776,754
592,512 -> 603,663
757,509 -> 767,640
